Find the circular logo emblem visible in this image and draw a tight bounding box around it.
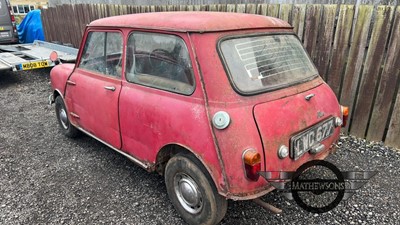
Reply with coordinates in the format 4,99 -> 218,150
291,160 -> 345,213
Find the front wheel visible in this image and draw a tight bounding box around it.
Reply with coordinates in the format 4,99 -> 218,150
55,96 -> 79,138
165,153 -> 227,225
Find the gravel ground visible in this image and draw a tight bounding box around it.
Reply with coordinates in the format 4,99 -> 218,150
0,69 -> 399,225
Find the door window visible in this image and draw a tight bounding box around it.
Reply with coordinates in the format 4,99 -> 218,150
79,31 -> 123,78
126,32 -> 194,95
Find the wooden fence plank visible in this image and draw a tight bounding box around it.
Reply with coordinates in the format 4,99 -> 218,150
351,6 -> 395,138
116,4 -> 121,15
259,4 -> 268,15
105,4 -> 110,16
83,4 -> 92,24
160,5 -> 167,12
66,5 -> 75,45
303,4 -> 322,59
81,5 -> 88,40
55,6 -> 62,41
217,4 -> 227,12
236,4 -> 246,13
226,4 -> 236,12
120,5 -> 128,15
108,4 -> 114,15
368,6 -> 400,142
78,4 -> 88,42
178,5 -> 186,11
386,88 -> 400,148
246,4 -> 257,14
76,4 -> 84,46
62,5 -> 73,44
291,4 -> 306,41
186,5 -> 193,11
141,5 -> 150,13
279,4 -> 292,22
110,4 -> 116,16
90,4 -> 98,19
340,5 -> 374,132
192,5 -> 200,11
66,5 -> 75,46
314,4 -> 337,80
267,4 -> 279,17
102,4 -> 108,17
74,4 -> 84,46
41,8 -> 50,40
209,4 -> 218,12
327,5 -> 355,97
53,6 -> 62,42
96,4 -> 103,18
46,8 -> 55,41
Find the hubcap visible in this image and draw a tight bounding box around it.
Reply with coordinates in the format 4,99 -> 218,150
173,172 -> 203,214
59,108 -> 68,129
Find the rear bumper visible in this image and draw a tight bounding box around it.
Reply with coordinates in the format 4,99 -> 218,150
226,143 -> 337,201
0,37 -> 19,44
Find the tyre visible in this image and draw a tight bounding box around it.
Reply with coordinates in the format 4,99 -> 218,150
55,96 -> 79,138
165,153 -> 227,225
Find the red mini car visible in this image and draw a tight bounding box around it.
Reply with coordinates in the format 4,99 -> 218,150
50,12 -> 348,224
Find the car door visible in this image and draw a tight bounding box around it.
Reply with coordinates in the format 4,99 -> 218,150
65,31 -> 124,149
119,31 -> 199,162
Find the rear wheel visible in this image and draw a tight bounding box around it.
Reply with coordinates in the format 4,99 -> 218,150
165,153 -> 227,225
55,96 -> 79,138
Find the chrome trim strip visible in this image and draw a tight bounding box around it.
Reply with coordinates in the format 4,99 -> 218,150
70,112 -> 80,118
76,127 -> 150,170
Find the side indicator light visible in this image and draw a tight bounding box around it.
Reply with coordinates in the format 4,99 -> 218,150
341,106 -> 349,127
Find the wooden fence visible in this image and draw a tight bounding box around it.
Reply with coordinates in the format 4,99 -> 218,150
41,4 -> 400,149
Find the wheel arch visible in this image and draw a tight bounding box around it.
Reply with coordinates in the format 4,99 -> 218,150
53,89 -> 62,99
155,143 -> 223,195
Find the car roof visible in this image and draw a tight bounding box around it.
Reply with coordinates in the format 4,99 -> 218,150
88,12 -> 292,32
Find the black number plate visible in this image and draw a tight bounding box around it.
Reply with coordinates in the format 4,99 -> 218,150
290,117 -> 335,160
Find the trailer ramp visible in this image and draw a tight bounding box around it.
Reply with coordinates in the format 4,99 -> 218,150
0,40 -> 78,72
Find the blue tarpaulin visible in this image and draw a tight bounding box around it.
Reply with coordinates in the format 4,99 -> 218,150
17,10 -> 45,44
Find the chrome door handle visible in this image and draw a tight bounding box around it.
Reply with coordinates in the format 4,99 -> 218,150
66,80 -> 76,85
104,86 -> 116,91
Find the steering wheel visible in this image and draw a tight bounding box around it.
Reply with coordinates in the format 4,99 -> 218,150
149,49 -> 176,67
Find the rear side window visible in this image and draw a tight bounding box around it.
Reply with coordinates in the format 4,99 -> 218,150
219,34 -> 318,94
79,31 -> 123,78
126,32 -> 194,95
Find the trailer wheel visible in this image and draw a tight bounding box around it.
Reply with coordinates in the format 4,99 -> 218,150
165,153 -> 227,225
55,96 -> 79,138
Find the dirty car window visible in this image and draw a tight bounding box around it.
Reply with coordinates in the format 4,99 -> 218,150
79,31 -> 123,77
126,32 -> 194,95
220,34 -> 318,94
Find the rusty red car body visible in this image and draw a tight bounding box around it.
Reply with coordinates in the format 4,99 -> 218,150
50,12 -> 345,224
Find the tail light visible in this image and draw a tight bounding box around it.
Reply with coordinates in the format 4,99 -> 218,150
242,149 -> 261,181
341,106 -> 349,127
5,0 -> 17,33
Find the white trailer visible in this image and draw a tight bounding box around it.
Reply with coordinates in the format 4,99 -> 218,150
0,40 -> 78,72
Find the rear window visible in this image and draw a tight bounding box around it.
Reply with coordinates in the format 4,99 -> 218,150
219,34 -> 318,94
